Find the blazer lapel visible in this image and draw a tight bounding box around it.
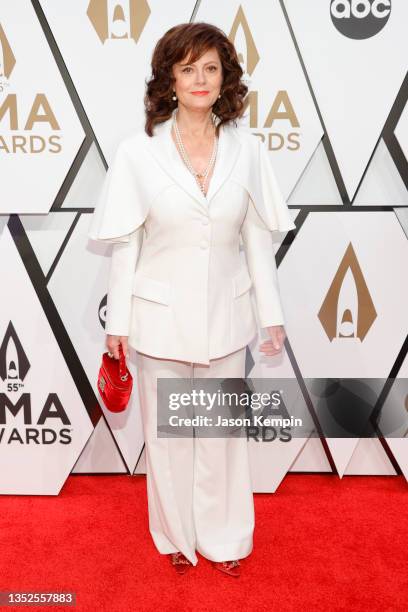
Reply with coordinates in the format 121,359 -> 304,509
145,109 -> 242,211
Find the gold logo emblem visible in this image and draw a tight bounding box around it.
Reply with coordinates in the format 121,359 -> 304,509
87,0 -> 151,44
318,242 -> 377,341
0,24 -> 16,79
228,5 -> 260,76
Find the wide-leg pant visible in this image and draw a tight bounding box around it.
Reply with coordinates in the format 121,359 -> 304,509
135,347 -> 255,566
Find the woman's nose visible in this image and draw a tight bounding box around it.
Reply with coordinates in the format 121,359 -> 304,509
195,72 -> 206,85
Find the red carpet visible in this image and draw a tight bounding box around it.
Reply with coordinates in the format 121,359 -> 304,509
1,474 -> 407,611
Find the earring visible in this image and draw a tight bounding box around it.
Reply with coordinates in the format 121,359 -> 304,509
218,93 -> 221,98
172,91 -> 177,101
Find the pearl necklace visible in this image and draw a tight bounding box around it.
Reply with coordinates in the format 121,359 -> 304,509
172,109 -> 218,197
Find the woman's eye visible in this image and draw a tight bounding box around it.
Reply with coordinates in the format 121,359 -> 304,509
181,65 -> 217,73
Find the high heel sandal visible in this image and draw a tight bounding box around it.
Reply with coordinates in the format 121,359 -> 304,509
212,559 -> 241,577
169,551 -> 192,574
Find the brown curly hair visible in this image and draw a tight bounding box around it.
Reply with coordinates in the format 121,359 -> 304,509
144,22 -> 248,137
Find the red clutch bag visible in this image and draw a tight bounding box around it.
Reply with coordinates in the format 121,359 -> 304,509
97,344 -> 133,412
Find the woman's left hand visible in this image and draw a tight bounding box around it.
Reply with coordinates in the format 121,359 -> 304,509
259,325 -> 286,356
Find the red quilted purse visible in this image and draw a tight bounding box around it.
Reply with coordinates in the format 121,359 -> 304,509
97,344 -> 133,412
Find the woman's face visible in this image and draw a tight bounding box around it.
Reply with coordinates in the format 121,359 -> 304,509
172,47 -> 223,112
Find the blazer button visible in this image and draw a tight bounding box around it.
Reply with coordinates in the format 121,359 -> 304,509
200,240 -> 208,249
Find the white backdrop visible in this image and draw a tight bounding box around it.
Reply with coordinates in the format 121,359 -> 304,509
1,0 -> 407,494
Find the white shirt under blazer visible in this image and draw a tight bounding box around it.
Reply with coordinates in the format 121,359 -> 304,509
88,108 -> 296,365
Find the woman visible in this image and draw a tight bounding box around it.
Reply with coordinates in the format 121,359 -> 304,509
88,22 -> 295,577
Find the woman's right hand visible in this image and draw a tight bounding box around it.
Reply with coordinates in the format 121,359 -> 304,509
106,335 -> 129,360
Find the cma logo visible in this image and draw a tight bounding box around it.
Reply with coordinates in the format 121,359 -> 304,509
318,243 -> 377,341
0,322 -> 72,443
0,94 -> 61,153
228,6 -> 300,150
243,91 -> 300,150
0,321 -> 30,391
87,0 -> 150,43
0,25 -> 60,154
331,1 -> 391,39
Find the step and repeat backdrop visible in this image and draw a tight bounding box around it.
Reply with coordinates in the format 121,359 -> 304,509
1,0 -> 407,494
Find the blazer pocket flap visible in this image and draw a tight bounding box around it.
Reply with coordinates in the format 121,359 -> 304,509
132,274 -> 170,305
233,268 -> 252,298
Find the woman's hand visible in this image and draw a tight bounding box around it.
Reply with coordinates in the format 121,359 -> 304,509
259,325 -> 286,356
106,335 -> 129,360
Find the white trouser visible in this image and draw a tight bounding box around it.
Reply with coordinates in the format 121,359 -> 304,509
135,347 -> 255,566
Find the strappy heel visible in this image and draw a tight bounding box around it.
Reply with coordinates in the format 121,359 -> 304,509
212,559 -> 241,577
169,551 -> 193,574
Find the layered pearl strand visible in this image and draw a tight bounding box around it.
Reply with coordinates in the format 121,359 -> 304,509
172,109 -> 218,197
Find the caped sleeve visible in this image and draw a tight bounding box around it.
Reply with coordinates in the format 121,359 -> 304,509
255,139 -> 296,232
87,136 -> 152,244
240,197 -> 286,327
233,133 -> 296,233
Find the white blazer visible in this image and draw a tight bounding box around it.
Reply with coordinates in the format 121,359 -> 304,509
88,108 -> 296,365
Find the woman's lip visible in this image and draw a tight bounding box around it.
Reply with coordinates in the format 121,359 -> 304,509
191,91 -> 209,95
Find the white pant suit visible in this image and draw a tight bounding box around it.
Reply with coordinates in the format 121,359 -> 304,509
136,347 -> 254,565
88,109 -> 295,565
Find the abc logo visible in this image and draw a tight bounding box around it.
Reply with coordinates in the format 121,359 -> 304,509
330,0 -> 391,39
